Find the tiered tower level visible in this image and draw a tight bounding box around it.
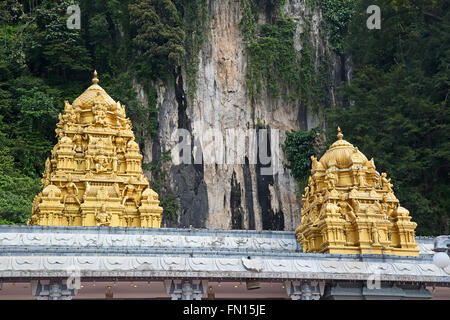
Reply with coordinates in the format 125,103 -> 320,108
296,128 -> 419,256
28,71 -> 163,228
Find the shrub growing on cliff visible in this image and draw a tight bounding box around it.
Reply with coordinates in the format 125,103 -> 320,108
284,127 -> 323,189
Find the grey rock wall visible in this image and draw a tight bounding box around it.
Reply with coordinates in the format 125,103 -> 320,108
136,0 -> 339,230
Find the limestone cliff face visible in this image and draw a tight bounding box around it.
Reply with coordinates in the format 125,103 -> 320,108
137,0 -> 344,230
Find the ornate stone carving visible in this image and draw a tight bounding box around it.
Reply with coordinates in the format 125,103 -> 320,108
296,127 -> 419,256
95,203 -> 112,226
28,71 -> 163,227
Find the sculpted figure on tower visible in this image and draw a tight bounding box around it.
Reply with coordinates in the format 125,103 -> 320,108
295,127 -> 419,256
28,71 -> 163,228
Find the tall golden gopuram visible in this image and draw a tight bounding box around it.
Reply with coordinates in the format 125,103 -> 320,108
295,127 -> 419,256
28,71 -> 163,228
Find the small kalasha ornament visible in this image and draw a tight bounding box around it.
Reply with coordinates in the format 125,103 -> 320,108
28,71 -> 163,228
296,127 -> 419,256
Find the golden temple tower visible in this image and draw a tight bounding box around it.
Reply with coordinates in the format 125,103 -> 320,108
28,71 -> 163,228
295,127 -> 419,256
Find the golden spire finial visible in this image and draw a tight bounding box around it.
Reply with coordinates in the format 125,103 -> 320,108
92,70 -> 99,85
337,126 -> 343,140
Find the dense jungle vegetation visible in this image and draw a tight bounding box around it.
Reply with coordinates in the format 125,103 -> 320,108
0,0 -> 448,235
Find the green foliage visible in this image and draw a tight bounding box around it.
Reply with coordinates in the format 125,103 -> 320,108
175,0 -> 209,102
240,0 -> 333,108
143,150 -> 180,221
0,0 -> 190,225
0,142 -> 41,225
26,0 -> 92,79
129,0 -> 186,80
317,0 -> 355,54
284,127 -> 323,189
328,0 -> 450,235
299,28 -> 332,112
0,173 -> 41,224
240,1 -> 300,100
159,194 -> 181,221
0,76 -> 63,176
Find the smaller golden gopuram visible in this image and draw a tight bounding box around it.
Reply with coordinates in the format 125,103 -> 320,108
295,127 -> 419,256
28,71 -> 163,228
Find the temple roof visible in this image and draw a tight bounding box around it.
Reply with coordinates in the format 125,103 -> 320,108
72,70 -> 116,108
296,126 -> 419,256
29,70 -> 163,229
319,127 -> 368,169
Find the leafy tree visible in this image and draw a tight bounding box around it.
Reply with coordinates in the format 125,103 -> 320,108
284,127 -> 324,189
0,126 -> 41,224
129,0 -> 185,80
317,0 -> 356,54
25,0 -> 92,79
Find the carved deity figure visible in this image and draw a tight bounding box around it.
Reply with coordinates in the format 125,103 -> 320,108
56,113 -> 64,129
326,202 -> 340,216
111,156 -> 118,173
386,202 -> 397,218
94,154 -> 108,173
73,105 -> 81,123
325,171 -> 337,190
367,200 -> 387,220
95,203 -> 112,226
115,132 -> 126,153
311,155 -> 318,171
309,206 -> 320,225
111,101 -> 126,125
337,193 -> 356,222
357,167 -> 366,187
55,127 -> 64,139
44,157 -> 52,176
302,186 -> 310,201
124,118 -> 132,130
72,133 -> 83,153
62,101 -> 77,126
308,176 -> 315,195
41,177 -> 50,188
380,172 -> 393,192
63,174 -> 80,205
93,102 -> 107,127
121,179 -> 141,207
371,223 -> 380,245
380,196 -> 391,219
300,208 -> 309,225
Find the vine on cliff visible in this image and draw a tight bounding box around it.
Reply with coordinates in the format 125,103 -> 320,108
175,0 -> 210,103
240,0 -> 301,100
239,0 -> 333,109
299,16 -> 333,113
284,127 -> 324,190
307,0 -> 355,54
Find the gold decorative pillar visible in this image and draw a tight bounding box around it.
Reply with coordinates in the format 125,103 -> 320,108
138,188 -> 163,228
36,185 -> 64,226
